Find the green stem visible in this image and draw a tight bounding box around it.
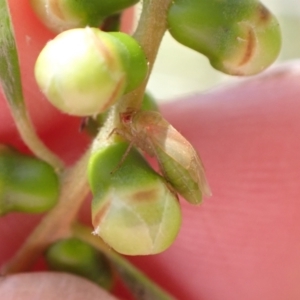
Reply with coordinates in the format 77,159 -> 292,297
2,150 -> 90,274
120,0 -> 173,111
73,224 -> 175,300
12,107 -> 64,172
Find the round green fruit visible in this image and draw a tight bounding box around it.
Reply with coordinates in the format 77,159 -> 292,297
168,0 -> 281,75
35,28 -> 147,116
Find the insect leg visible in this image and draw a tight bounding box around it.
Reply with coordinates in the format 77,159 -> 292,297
110,139 -> 136,174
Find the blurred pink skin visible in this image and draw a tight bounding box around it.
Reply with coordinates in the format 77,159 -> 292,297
1,1 -> 300,299
0,272 -> 118,300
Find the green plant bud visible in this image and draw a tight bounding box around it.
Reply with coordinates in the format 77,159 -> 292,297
81,112 -> 109,137
30,0 -> 139,33
46,237 -> 114,290
35,27 -> 129,116
167,0 -> 281,76
88,141 -> 181,255
109,32 -> 148,93
0,146 -> 59,215
141,91 -> 159,112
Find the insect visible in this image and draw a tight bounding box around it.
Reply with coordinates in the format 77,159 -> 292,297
116,109 -> 211,204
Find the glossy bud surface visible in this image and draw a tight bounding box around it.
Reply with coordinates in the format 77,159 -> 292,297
88,141 -> 181,255
168,0 -> 281,75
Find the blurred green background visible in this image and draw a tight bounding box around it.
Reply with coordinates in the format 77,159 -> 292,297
134,0 -> 300,101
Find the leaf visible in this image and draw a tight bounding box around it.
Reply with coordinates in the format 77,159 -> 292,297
0,0 -> 24,107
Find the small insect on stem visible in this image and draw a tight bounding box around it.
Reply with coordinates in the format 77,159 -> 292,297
116,110 -> 211,204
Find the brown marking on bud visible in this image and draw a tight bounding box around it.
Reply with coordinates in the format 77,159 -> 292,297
49,0 -> 65,20
238,26 -> 256,67
257,4 -> 271,23
102,75 -> 126,111
92,201 -> 111,228
87,29 -> 117,71
131,189 -> 159,202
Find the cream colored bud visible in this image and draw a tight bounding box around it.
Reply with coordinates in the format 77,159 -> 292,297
35,27 -> 127,116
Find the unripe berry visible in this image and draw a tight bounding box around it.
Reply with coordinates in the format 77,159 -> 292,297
35,28 -> 147,116
168,0 -> 281,75
88,141 -> 182,255
82,92 -> 158,137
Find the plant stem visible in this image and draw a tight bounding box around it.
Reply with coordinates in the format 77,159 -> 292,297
119,0 -> 173,110
12,107 -> 64,172
2,150 -> 90,274
73,224 -> 175,300
92,0 -> 173,153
